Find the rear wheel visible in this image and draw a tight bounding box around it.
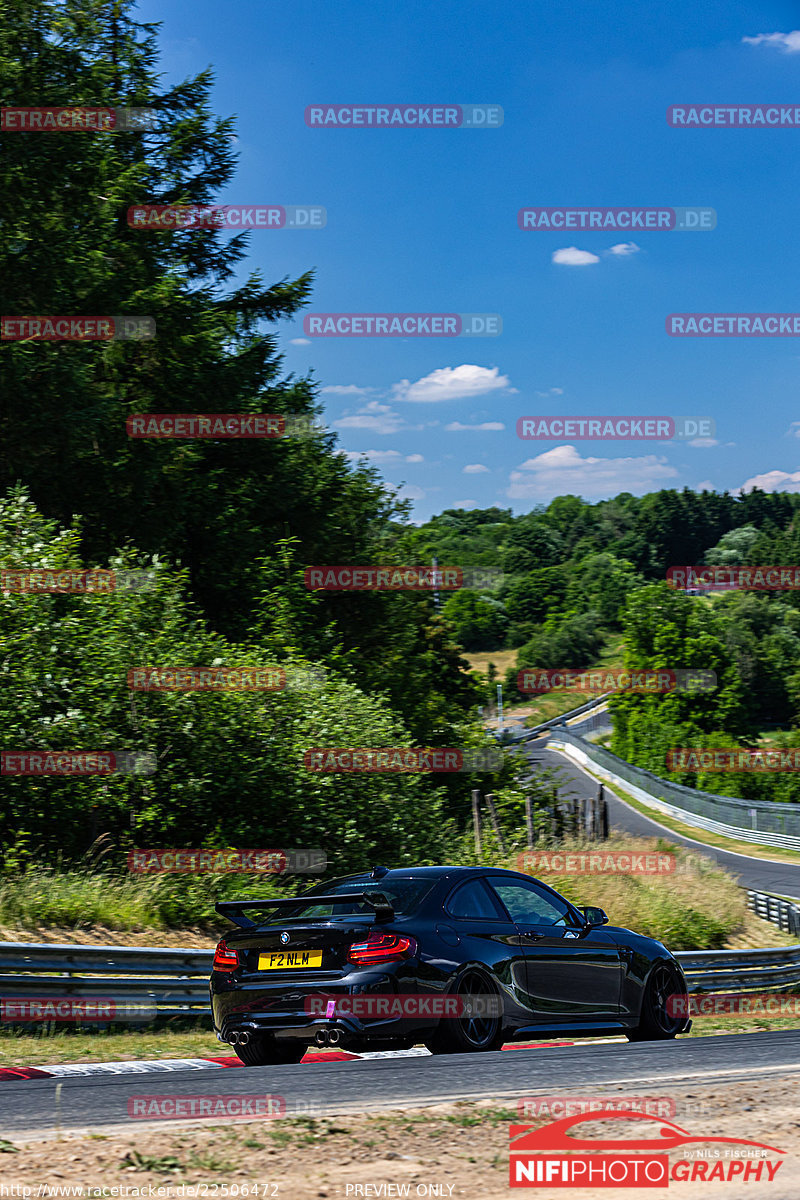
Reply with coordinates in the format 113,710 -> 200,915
233,1035 -> 307,1066
424,968 -> 504,1054
627,962 -> 686,1042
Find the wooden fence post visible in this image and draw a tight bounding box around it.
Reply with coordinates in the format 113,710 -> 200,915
524,794 -> 535,849
484,793 -> 507,855
472,789 -> 482,858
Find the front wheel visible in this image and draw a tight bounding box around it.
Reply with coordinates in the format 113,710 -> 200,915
233,1035 -> 307,1066
424,968 -> 504,1054
627,962 -> 686,1042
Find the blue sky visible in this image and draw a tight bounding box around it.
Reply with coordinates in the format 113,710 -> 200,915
136,0 -> 800,520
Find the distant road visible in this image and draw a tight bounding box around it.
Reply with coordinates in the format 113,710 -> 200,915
525,738 -> 800,900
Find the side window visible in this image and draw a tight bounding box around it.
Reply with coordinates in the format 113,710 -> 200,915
488,878 -> 578,927
445,879 -> 504,920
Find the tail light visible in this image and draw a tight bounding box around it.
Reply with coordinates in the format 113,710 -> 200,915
348,933 -> 418,965
213,939 -> 240,972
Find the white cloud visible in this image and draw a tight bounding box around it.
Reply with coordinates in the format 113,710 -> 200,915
335,400 -> 405,435
535,387 -> 564,398
289,337 -> 311,346
787,422 -> 800,437
453,499 -> 477,509
391,364 -> 510,403
343,449 -> 424,464
463,463 -> 490,474
507,444 -> 678,500
743,31 -> 800,52
735,468 -> 800,494
552,246 -> 600,266
607,242 -> 640,256
321,384 -> 371,396
445,420 -> 505,432
687,438 -> 719,448
395,483 -> 426,502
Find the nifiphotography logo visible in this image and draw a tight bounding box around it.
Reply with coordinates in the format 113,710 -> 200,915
509,1110 -> 785,1187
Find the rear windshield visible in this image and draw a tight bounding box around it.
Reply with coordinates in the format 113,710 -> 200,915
275,875 -> 436,920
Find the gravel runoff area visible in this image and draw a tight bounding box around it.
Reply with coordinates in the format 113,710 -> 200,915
1,1074 -> 799,1199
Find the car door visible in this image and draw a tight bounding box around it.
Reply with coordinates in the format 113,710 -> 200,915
440,878 -> 541,1026
486,876 -> 622,1020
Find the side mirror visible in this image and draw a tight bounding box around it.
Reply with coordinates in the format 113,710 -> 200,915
581,905 -> 609,928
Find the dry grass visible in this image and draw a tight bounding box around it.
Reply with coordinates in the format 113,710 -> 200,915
463,648 -> 518,677
513,834 -> 746,950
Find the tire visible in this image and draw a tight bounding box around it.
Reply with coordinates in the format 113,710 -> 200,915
627,961 -> 687,1042
233,1035 -> 307,1066
423,968 -> 504,1054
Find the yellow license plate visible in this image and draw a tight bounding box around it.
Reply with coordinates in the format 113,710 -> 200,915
257,950 -> 323,970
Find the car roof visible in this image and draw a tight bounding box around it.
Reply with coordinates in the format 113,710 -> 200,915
323,865 -> 539,882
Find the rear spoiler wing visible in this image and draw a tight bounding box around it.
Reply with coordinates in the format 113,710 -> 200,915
215,892 -> 395,929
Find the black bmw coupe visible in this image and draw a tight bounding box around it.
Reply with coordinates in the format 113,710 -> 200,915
210,864 -> 690,1065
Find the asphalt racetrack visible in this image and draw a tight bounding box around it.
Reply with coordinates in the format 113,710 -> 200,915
3,1032 -> 800,1138
526,737 -> 800,900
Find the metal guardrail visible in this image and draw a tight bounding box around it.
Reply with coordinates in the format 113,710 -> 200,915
0,943 -> 213,1018
495,694 -> 611,745
548,728 -> 800,850
0,936 -> 798,1022
679,945 -> 800,992
748,890 -> 800,937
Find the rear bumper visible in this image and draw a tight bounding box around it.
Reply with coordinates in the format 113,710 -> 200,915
210,967 -> 447,1046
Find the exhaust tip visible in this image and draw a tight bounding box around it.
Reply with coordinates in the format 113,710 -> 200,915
314,1029 -> 329,1047
229,1031 -> 240,1044
238,1030 -> 251,1045
328,1028 -> 341,1045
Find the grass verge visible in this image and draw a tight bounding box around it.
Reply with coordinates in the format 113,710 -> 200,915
0,868 -> 291,935
2,1016 -> 800,1069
